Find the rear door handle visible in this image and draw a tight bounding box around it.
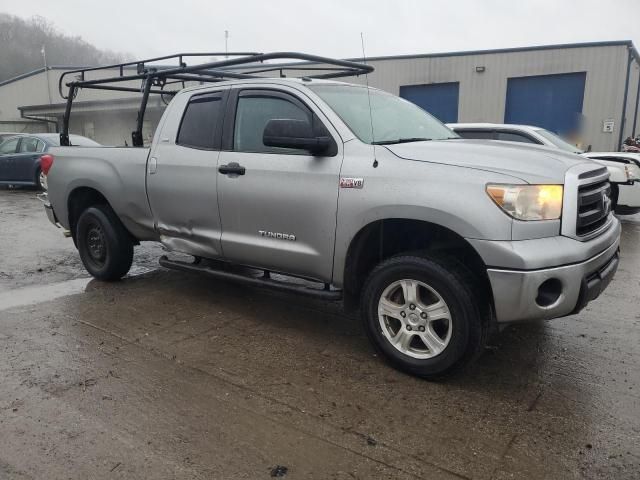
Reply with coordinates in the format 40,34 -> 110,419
218,162 -> 246,176
148,157 -> 157,174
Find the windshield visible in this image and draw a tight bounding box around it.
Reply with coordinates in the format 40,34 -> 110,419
534,128 -> 583,154
308,84 -> 457,144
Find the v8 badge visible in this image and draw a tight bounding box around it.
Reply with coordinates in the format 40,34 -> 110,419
339,177 -> 364,189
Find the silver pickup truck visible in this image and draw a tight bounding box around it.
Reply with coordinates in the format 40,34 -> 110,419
43,54 -> 620,379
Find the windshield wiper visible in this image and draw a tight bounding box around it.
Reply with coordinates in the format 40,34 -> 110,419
372,137 -> 431,145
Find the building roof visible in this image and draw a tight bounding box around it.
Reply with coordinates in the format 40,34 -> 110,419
351,40 -> 640,63
228,40 -> 640,71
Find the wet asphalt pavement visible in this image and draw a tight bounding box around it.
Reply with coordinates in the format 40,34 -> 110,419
0,188 -> 639,479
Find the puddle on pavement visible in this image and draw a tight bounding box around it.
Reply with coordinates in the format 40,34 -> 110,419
0,267 -> 157,312
0,277 -> 92,311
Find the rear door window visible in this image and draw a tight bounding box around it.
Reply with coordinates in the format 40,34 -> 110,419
18,137 -> 40,153
455,130 -> 495,140
177,92 -> 225,150
0,138 -> 20,154
495,131 -> 539,144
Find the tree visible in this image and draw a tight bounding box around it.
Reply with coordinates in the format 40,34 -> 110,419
0,13 -> 130,82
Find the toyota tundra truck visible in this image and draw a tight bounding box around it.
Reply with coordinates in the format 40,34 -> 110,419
41,53 -> 620,379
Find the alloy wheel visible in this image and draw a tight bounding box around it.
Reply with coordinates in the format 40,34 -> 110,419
377,279 -> 452,359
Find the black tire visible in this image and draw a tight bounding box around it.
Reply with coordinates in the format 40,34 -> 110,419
76,204 -> 133,281
360,254 -> 488,380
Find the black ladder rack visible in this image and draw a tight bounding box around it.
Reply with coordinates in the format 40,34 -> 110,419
58,52 -> 374,147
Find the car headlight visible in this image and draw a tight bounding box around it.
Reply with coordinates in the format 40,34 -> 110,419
624,165 -> 639,181
486,184 -> 563,220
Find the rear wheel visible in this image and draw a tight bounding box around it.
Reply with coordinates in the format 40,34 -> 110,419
360,254 -> 488,379
35,167 -> 47,191
76,205 -> 133,281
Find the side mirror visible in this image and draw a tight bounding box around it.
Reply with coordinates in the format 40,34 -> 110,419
263,119 -> 332,155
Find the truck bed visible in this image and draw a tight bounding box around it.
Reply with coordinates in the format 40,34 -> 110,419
46,146 -> 157,241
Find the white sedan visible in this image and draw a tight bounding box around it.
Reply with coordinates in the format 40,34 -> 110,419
583,152 -> 640,214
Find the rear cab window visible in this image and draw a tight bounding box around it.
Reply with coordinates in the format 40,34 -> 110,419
495,131 -> 539,144
455,130 -> 495,140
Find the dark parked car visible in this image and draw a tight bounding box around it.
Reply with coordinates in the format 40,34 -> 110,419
0,133 -> 100,190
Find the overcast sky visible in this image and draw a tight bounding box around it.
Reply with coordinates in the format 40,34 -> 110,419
3,0 -> 640,60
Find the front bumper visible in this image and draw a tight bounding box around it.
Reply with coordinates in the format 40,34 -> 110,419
482,222 -> 621,323
617,182 -> 640,213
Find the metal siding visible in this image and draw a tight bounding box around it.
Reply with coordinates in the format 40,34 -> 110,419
504,72 -> 586,135
625,59 -> 640,138
362,45 -> 630,151
399,82 -> 459,122
0,71 -> 51,122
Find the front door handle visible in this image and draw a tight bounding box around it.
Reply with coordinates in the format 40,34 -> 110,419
218,162 -> 246,176
148,157 -> 158,174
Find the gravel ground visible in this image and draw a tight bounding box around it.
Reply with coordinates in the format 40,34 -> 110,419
0,188 -> 639,479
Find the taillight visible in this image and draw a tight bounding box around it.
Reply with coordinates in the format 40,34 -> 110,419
40,154 -> 54,175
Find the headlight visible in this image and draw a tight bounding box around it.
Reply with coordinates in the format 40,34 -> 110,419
625,165 -> 639,181
486,184 -> 563,221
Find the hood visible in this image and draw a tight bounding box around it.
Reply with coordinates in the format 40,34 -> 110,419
384,139 -> 595,184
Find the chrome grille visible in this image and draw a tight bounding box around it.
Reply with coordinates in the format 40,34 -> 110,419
576,180 -> 611,236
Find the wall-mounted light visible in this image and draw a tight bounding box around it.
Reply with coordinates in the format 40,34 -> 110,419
475,66 -> 486,73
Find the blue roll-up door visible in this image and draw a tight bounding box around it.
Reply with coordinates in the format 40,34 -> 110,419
505,72 -> 586,135
400,82 -> 459,123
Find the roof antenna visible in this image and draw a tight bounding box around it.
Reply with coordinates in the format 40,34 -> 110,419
361,32 -> 378,168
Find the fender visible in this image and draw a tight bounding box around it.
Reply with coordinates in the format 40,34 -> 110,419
332,205 -> 491,287
47,147 -> 157,240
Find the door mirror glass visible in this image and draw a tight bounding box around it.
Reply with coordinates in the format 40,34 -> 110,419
263,119 -> 331,155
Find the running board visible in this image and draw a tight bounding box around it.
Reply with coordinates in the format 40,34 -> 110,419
159,256 -> 342,301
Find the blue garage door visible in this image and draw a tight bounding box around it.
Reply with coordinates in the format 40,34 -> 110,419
400,82 -> 459,123
505,72 -> 586,135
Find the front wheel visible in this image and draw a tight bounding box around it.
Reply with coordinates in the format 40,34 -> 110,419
360,254 -> 488,380
76,205 -> 133,281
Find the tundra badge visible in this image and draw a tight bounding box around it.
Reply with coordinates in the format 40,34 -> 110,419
259,230 -> 297,241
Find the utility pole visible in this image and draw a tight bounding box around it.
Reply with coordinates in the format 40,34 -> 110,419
41,45 -> 52,105
225,30 -> 229,58
41,44 -> 55,132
